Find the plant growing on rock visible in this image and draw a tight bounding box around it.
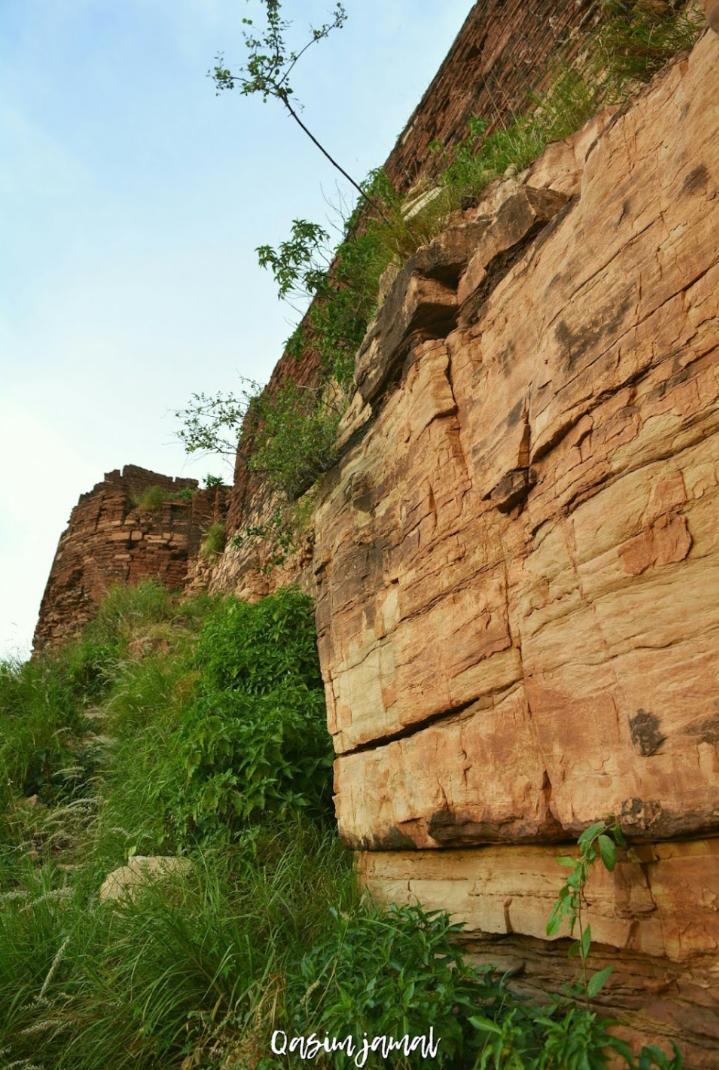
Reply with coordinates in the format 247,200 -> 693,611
132,484 -> 170,512
176,386 -> 256,459
199,520 -> 226,559
210,0 -> 388,220
546,820 -> 627,1002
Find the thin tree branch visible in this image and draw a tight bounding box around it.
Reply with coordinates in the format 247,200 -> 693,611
279,92 -> 391,224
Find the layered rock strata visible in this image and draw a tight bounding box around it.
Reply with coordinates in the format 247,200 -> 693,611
312,31 -> 719,1061
33,466 -> 227,650
223,0 -> 603,552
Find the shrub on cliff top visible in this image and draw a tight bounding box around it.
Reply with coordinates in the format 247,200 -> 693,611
598,0 -> 705,88
131,484 -> 169,511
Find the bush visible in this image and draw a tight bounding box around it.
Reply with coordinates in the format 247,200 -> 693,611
173,589 -> 333,837
200,520 -> 226,559
131,484 -> 169,511
291,903 -> 496,1069
597,0 -> 705,89
248,381 -> 343,499
0,664 -> 85,870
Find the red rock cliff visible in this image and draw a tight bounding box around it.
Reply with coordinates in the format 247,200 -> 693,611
223,0 -> 603,547
309,29 -> 719,1063
33,465 -> 227,650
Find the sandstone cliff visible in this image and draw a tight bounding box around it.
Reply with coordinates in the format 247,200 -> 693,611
222,0 -> 604,551
310,29 -> 719,1062
32,6 -> 719,1062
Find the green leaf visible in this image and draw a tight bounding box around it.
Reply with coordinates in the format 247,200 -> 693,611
546,903 -> 564,937
598,834 -> 617,871
579,924 -> 592,960
578,820 -> 606,849
587,965 -> 613,997
468,1016 -> 501,1035
611,822 -> 627,848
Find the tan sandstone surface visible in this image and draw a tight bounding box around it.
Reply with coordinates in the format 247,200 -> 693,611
311,30 -> 719,1059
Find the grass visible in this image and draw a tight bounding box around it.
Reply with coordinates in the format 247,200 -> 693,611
0,582 -> 687,1068
132,485 -> 195,511
132,485 -> 171,511
200,520 -> 226,559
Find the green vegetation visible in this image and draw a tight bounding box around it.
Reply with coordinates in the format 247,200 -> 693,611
248,382 -> 343,499
211,1 -> 392,220
199,520 -> 227,559
132,484 -> 171,511
230,496 -> 315,573
132,484 -> 195,511
0,582 -> 686,1067
180,0 -> 704,562
597,0 -> 705,86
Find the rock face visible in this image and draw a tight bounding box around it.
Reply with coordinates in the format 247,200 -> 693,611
360,842 -> 719,1057
383,0 -> 600,194
32,5 -> 719,1060
221,0 -> 604,564
33,465 -> 228,650
311,31 -> 719,1061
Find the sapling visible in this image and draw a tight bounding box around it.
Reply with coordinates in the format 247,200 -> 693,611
210,0 -> 389,220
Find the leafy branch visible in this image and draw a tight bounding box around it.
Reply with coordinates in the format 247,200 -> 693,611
547,819 -> 627,1003
210,0 -> 389,220
175,385 -> 259,458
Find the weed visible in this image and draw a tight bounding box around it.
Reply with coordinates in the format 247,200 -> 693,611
199,521 -> 226,559
247,381 -> 344,498
131,485 -> 169,512
230,495 -> 315,573
0,584 -> 687,1067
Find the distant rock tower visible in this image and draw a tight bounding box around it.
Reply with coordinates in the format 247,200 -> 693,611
33,465 -> 227,650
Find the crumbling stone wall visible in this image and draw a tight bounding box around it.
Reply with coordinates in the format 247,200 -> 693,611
33,465 -> 228,650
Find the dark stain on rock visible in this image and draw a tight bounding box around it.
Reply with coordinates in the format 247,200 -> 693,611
620,797 -> 662,828
427,808 -> 557,845
616,199 -> 632,227
682,164 -> 709,196
687,714 -> 719,745
506,399 -> 524,428
375,826 -> 418,850
484,466 -> 537,513
459,223 -> 546,327
629,709 -> 666,756
555,294 -> 633,370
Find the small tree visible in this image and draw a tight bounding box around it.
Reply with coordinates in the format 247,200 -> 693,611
175,383 -> 259,459
210,0 -> 388,219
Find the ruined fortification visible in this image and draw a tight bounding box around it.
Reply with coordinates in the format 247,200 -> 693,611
34,4 -> 719,1061
33,466 -> 228,650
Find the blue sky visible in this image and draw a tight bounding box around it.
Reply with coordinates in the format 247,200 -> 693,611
0,0 -> 473,657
